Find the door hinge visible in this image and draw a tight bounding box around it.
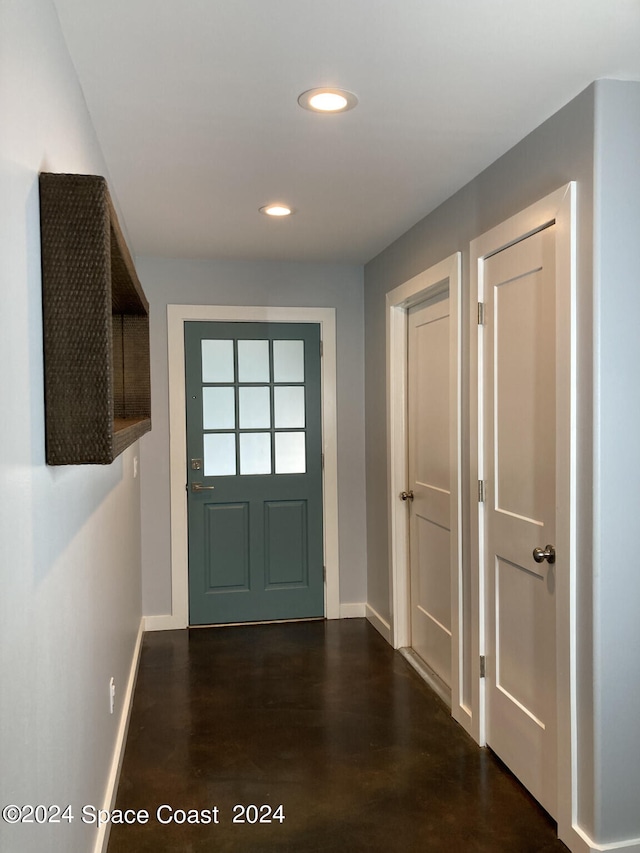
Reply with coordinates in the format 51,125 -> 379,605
321,452 -> 325,470
480,655 -> 486,678
320,339 -> 323,357
478,302 -> 485,325
478,480 -> 485,502
323,565 -> 326,581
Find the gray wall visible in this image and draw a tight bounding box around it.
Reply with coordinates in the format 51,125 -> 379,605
364,83 -> 598,836
0,2 -> 144,852
592,80 -> 640,843
364,78 -> 640,846
364,82 -> 595,623
136,256 -> 367,615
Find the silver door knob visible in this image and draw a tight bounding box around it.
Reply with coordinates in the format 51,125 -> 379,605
532,544 -> 555,564
192,482 -> 216,492
400,490 -> 414,502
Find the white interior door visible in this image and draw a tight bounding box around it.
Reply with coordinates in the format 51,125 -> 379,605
407,293 -> 452,687
483,224 -> 557,817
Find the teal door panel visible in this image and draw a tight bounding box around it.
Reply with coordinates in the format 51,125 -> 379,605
265,501 -> 308,587
185,321 -> 324,624
204,503 -> 249,591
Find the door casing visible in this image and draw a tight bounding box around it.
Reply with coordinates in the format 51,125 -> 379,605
161,304 -> 340,630
470,184 -> 577,846
387,253 -> 464,722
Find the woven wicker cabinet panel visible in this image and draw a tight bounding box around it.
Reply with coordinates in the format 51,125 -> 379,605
39,173 -> 151,464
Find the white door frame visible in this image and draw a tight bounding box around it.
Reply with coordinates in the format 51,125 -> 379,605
165,304 -> 340,628
386,253 -> 466,724
470,184 -> 577,846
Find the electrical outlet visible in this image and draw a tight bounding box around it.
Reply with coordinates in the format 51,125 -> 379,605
133,456 -> 138,478
109,677 -> 115,714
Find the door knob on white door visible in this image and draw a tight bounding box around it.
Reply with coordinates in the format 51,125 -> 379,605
400,490 -> 414,502
532,544 -> 555,564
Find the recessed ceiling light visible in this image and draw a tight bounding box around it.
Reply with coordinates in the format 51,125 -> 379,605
259,203 -> 294,217
297,88 -> 358,113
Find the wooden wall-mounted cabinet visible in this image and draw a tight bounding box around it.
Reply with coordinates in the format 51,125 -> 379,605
39,172 -> 151,464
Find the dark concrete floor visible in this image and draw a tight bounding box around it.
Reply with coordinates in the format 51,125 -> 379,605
108,619 -> 568,852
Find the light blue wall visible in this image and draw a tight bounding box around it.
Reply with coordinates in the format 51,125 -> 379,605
592,80 -> 640,843
0,2 -> 144,852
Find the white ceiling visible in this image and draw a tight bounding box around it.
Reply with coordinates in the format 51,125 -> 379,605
52,0 -> 640,264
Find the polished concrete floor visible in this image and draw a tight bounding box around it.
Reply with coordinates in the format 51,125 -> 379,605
108,619 -> 568,852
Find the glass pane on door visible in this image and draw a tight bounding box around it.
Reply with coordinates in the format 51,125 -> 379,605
274,386 -> 305,428
239,386 -> 271,429
202,339 -> 234,383
203,387 -> 235,430
275,432 -> 306,474
240,432 -> 272,475
238,340 -> 270,382
204,433 -> 236,476
273,340 -> 304,382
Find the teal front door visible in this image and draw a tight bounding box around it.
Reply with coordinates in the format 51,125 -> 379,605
185,321 -> 324,625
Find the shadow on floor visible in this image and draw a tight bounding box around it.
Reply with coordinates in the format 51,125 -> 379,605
107,619 -> 568,852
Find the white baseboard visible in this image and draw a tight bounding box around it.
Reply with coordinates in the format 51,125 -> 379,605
146,608 -> 368,628
339,602 -> 366,619
567,825 -> 640,853
144,613 -> 187,632
400,647 -> 452,708
94,618 -> 144,853
366,604 -> 392,643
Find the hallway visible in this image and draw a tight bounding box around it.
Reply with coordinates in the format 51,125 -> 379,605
108,619 -> 568,852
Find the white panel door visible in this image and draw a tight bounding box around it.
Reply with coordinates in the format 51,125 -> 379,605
484,225 -> 557,817
407,295 -> 452,686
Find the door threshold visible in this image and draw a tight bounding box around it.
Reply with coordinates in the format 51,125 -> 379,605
400,647 -> 452,708
189,617 -> 325,629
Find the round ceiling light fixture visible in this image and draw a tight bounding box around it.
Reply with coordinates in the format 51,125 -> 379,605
259,203 -> 294,217
297,87 -> 359,113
